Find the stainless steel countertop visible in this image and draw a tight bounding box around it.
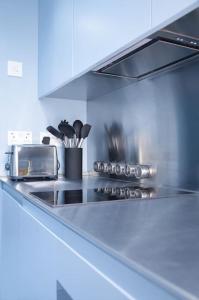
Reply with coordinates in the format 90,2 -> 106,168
1,176 -> 199,300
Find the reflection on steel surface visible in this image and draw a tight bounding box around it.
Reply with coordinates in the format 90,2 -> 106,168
88,54 -> 199,189
104,123 -> 126,161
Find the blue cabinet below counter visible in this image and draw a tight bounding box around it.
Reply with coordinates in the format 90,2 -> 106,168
0,188 -> 137,300
0,182 -> 184,300
0,189 -> 21,300
19,203 -> 133,300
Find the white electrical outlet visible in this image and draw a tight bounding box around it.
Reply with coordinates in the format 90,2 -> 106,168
8,131 -> 32,145
8,61 -> 23,77
8,131 -> 18,145
22,131 -> 32,144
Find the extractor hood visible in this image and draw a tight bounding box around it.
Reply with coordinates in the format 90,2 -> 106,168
95,8 -> 199,80
46,7 -> 199,101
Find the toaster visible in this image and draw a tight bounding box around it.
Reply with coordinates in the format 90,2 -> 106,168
5,144 -> 59,180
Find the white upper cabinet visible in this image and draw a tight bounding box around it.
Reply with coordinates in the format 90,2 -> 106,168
152,0 -> 198,27
38,0 -> 73,98
73,0 -> 151,75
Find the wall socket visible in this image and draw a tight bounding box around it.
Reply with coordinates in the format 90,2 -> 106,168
8,131 -> 32,145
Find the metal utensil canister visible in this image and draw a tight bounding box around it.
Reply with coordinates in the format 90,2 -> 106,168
65,148 -> 82,180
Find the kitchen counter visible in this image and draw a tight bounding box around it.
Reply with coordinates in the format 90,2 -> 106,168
1,176 -> 199,300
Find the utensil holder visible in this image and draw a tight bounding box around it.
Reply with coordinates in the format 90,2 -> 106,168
64,148 -> 82,180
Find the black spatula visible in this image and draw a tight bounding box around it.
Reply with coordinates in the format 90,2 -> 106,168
73,120 -> 83,138
59,123 -> 75,147
73,120 -> 83,146
46,126 -> 64,141
78,124 -> 91,147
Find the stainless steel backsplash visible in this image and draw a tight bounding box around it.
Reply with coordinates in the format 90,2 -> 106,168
87,57 -> 199,189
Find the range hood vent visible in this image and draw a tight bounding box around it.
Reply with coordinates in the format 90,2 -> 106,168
95,8 -> 199,80
96,37 -> 199,79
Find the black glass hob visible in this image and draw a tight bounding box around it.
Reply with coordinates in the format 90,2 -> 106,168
30,184 -> 193,207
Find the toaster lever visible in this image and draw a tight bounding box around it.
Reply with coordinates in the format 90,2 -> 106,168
4,151 -> 13,171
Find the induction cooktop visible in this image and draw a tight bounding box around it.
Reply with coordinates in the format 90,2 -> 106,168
30,184 -> 193,207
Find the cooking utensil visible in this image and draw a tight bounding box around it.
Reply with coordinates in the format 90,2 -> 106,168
59,123 -> 75,148
58,120 -> 68,129
73,120 -> 83,138
46,126 -> 64,141
78,124 -> 91,148
42,136 -> 50,145
73,120 -> 83,146
58,122 -> 71,147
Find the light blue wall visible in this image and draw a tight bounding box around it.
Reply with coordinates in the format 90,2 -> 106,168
0,0 -> 86,175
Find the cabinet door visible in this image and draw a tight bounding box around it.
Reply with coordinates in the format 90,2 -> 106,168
152,0 -> 198,27
0,190 -> 178,300
74,0 -> 151,75
54,237 -> 129,300
0,188 -> 2,258
0,189 -> 130,300
0,190 -> 21,300
0,188 -> 2,299
38,0 -> 73,98
19,206 -> 130,300
19,207 -> 58,300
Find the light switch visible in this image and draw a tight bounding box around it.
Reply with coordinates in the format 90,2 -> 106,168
7,61 -> 23,77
